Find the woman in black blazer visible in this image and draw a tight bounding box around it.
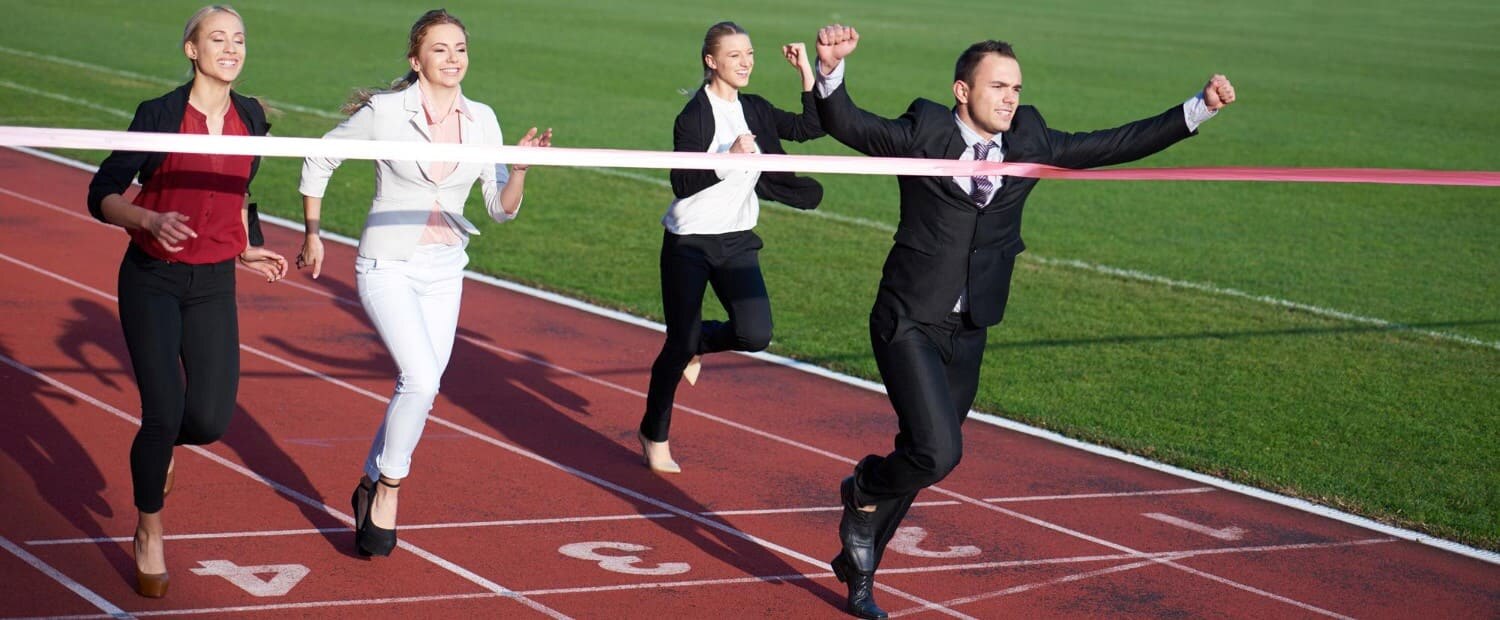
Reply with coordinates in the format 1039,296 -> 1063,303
637,21 -> 825,473
85,5 -> 285,598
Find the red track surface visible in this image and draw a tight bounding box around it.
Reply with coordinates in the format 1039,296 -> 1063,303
0,147 -> 1494,618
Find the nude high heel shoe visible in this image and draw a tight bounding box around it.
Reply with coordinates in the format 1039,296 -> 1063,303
133,533 -> 169,598
637,432 -> 682,474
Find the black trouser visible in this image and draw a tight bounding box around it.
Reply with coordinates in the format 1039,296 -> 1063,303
854,311 -> 987,508
117,244 -> 239,513
640,230 -> 772,441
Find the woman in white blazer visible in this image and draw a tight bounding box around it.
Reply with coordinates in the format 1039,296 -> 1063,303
295,8 -> 551,558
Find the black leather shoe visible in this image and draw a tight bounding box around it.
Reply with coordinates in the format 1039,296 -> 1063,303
351,478 -> 398,557
839,477 -> 879,571
831,553 -> 888,619
835,476 -> 888,619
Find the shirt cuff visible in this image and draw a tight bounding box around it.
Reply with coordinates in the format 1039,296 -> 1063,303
1183,93 -> 1217,132
814,59 -> 846,99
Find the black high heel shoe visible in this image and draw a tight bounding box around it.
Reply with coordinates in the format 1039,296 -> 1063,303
350,478 -> 399,557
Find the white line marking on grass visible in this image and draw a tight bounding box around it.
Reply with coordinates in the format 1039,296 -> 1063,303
0,57 -> 1492,356
0,45 -> 177,87
5,144 -> 1496,567
0,45 -> 342,121
0,535 -> 131,619
0,319 -> 571,620
1030,255 -> 1500,352
0,80 -> 133,120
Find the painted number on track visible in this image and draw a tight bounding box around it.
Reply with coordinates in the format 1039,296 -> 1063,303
887,527 -> 982,558
189,559 -> 309,597
558,541 -> 691,575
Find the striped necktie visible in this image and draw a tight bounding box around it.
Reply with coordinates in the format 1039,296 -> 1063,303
970,141 -> 996,207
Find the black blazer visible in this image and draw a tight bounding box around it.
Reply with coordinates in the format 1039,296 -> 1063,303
670,87 -> 826,210
817,83 -> 1195,327
87,82 -> 271,246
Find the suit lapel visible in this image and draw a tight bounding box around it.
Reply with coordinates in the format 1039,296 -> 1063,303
403,86 -> 435,183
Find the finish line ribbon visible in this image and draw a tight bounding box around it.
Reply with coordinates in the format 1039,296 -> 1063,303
2,126 -> 1497,187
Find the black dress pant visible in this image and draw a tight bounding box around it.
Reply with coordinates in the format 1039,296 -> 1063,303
117,244 -> 239,513
640,230 -> 773,441
854,310 -> 987,506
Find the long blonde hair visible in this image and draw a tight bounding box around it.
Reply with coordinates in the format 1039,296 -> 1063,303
342,9 -> 468,116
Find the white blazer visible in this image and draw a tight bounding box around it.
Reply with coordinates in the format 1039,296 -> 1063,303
299,86 -> 518,260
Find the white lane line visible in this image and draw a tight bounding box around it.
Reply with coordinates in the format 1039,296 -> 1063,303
192,276 -> 1342,617
0,339 -> 570,619
889,537 -> 1399,617
25,488 -> 1214,546
3,593 -> 500,620
0,536 -> 131,619
986,487 -> 1215,503
0,45 -> 342,121
0,80 -> 132,120
888,557 -> 1172,618
0,249 -> 969,620
4,539 -> 1397,620
1144,513 -> 1248,541
0,192 -> 1404,616
435,313 -> 1361,616
26,513 -> 678,546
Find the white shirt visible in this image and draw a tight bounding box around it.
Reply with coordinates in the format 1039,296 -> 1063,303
661,87 -> 763,235
814,59 -> 1220,312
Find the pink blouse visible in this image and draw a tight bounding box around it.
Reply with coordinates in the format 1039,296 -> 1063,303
416,84 -> 471,246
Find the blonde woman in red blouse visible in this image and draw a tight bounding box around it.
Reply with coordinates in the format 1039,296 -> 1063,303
86,4 -> 287,599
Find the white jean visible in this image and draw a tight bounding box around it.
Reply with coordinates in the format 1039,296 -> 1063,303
355,242 -> 468,480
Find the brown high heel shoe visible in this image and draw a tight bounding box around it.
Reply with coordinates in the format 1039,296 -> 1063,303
637,432 -> 682,474
133,534 -> 169,598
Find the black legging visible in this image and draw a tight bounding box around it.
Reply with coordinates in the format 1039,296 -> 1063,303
117,244 -> 239,513
640,230 -> 772,441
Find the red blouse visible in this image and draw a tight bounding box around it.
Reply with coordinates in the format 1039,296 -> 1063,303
130,104 -> 253,264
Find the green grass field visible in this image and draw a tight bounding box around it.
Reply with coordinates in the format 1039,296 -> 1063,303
2,0 -> 1496,548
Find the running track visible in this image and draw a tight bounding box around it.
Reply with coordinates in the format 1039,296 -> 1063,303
0,147 -> 1494,618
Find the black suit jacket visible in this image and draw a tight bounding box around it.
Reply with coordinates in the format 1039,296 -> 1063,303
671,87 -> 826,210
817,83 -> 1194,326
87,81 -> 271,245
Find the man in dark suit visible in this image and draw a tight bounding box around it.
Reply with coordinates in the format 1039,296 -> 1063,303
811,24 -> 1236,619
